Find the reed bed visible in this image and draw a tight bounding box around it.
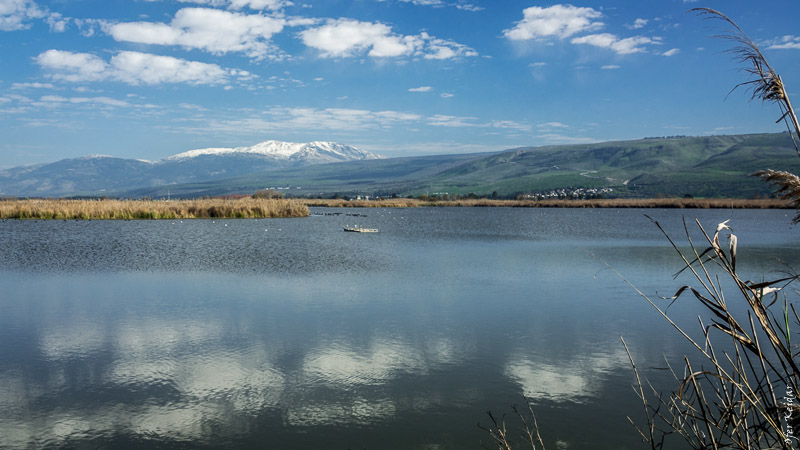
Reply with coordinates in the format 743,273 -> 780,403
0,198 -> 309,220
620,217 -> 800,449
301,197 -> 790,209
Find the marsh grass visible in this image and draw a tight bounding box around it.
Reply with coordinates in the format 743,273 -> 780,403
0,198 -> 309,220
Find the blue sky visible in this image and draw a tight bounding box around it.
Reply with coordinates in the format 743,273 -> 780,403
1,0 -> 800,167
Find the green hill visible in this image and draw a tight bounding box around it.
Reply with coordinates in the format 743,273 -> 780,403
125,133 -> 800,199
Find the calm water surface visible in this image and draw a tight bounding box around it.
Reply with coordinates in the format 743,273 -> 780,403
0,208 -> 798,449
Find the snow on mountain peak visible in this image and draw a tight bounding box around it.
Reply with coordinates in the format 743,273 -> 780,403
164,140 -> 380,163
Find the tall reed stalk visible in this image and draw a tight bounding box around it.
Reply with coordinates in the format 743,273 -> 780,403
482,9 -> 800,449
623,8 -> 800,449
621,217 -> 800,449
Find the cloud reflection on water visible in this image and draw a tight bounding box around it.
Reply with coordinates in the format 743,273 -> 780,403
505,346 -> 631,404
0,306 -> 474,447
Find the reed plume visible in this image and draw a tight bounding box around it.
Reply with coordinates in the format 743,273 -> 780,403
691,7 -> 800,154
753,169 -> 800,223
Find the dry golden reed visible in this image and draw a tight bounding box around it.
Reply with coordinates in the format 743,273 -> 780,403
0,198 -> 309,220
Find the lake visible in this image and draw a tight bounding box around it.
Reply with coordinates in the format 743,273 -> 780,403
1,207 -> 798,449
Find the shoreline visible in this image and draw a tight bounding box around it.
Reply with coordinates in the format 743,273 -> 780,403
300,197 -> 791,209
0,197 -> 790,220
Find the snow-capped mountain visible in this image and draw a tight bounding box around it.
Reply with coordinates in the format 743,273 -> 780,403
0,140 -> 381,197
165,141 -> 380,164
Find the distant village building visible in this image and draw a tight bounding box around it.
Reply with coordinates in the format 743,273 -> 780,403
522,187 -> 614,200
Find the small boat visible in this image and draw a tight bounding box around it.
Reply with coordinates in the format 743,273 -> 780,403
344,225 -> 378,233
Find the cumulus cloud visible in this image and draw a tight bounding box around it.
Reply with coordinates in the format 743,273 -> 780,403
408,86 -> 432,92
108,7 -> 286,60
300,19 -> 477,59
571,33 -> 656,55
36,49 -> 235,85
0,0 -> 45,31
661,48 -> 679,56
503,4 -> 603,41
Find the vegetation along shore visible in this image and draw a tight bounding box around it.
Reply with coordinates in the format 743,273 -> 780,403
0,198 -> 310,220
300,197 -> 790,209
0,197 -> 789,220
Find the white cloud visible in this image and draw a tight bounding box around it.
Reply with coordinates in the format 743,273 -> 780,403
427,114 -> 479,128
35,50 -> 109,83
191,107 -> 423,135
538,122 -> 568,128
11,82 -> 55,89
661,48 -> 680,56
398,0 -> 444,6
601,64 -> 620,70
36,95 -> 133,108
503,4 -> 603,41
408,86 -> 432,92
627,18 -> 648,30
491,120 -> 532,132
440,93 -> 454,98
112,51 -> 230,85
36,50 -> 234,86
0,0 -> 45,31
73,18 -> 109,37
300,19 -> 477,60
0,0 -> 70,33
44,11 -> 67,32
455,3 -> 482,12
769,35 -> 800,50
109,7 -> 286,60
571,33 -> 655,55
177,0 -> 291,10
300,19 -> 416,58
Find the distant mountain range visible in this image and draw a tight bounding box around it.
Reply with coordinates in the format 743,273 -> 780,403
2,133 -> 800,199
0,141 -> 380,197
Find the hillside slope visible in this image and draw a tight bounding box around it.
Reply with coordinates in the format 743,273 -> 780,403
126,133 -> 800,199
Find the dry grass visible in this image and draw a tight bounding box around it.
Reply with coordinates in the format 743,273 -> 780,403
301,198 -> 790,209
0,198 -> 309,220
